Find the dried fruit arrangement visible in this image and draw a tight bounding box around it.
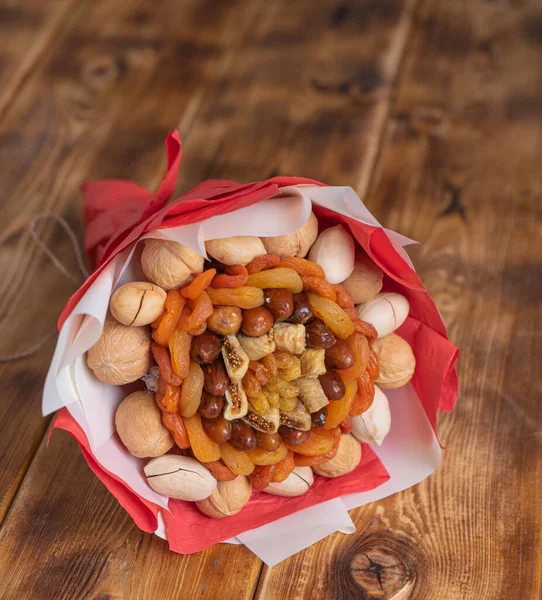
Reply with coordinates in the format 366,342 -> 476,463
87,214 -> 416,518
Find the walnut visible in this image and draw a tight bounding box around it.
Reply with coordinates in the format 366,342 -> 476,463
87,314 -> 152,385
313,434 -> 361,478
342,254 -> 383,303
141,239 -> 203,290
196,476 -> 252,518
373,333 -> 415,388
115,391 -> 173,458
261,211 -> 318,258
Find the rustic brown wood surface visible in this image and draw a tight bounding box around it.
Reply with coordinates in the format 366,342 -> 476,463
0,0 -> 540,598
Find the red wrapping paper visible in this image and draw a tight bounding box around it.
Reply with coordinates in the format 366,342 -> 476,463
53,131 -> 458,554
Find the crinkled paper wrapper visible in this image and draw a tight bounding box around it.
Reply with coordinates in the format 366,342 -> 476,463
43,132 -> 458,566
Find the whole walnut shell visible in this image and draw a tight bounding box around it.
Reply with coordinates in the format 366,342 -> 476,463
141,239 -> 204,290
313,434 -> 361,478
342,254 -> 383,304
205,236 -> 266,266
110,281 -> 167,326
115,391 -> 174,458
261,211 -> 318,258
373,333 -> 416,389
87,315 -> 152,385
196,476 -> 252,518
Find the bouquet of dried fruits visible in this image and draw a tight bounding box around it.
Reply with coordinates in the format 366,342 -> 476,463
44,132 -> 458,558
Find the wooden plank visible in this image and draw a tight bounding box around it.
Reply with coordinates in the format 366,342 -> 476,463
0,0 -> 82,118
0,0 -> 420,597
255,0 -> 542,598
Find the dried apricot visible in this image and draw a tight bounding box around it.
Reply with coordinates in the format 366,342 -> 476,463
324,380 -> 357,429
301,275 -> 337,301
185,291 -> 213,331
179,361 -> 204,417
212,265 -> 249,288
307,292 -> 355,340
340,415 -> 352,434
246,268 -> 303,294
249,464 -> 276,490
155,377 -> 180,413
284,427 -> 335,456
293,427 -> 341,466
151,343 -> 182,386
220,443 -> 255,476
278,257 -> 325,279
161,412 -> 190,449
180,269 -> 216,300
246,254 -> 280,274
353,320 -> 378,342
350,372 -> 375,416
204,459 -> 237,481
168,329 -> 192,379
366,348 -> 379,381
247,443 -> 288,465
207,286 -> 265,309
271,450 -> 295,482
337,333 -> 370,384
152,290 -> 185,346
184,413 -> 221,462
333,284 -> 355,309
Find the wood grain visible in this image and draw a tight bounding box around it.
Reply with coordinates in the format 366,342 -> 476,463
255,0 -> 542,598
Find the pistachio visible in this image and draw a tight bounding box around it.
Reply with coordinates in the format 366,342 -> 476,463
313,434 -> 361,478
110,281 -> 167,327
356,292 -> 409,339
308,225 -> 355,284
144,455 -> 217,501
263,466 -> 314,496
205,236 -> 266,266
351,385 -> 391,446
196,476 -> 252,519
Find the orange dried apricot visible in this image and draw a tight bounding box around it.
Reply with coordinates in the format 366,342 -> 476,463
249,465 -> 276,490
350,372 -> 375,416
184,413 -> 221,462
152,290 -> 185,346
246,443 -> 288,465
246,268 -> 303,293
179,361 -> 204,417
333,284 -> 355,309
204,459 -> 237,481
271,450 -> 295,482
246,254 -> 280,274
278,257 -> 325,279
340,415 -> 352,434
284,427 -> 335,456
185,291 -> 213,331
155,377 -> 180,413
301,275 -> 337,301
207,286 -> 264,309
220,443 -> 255,476
324,380 -> 357,429
161,411 -> 190,449
353,319 -> 378,342
337,333 -> 370,384
293,427 -> 341,466
151,343 -> 182,386
366,348 -> 379,381
168,329 -> 192,379
211,265 -> 249,288
180,269 -> 216,300
307,292 -> 355,340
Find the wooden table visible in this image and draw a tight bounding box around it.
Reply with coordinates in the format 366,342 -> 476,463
0,0 -> 540,598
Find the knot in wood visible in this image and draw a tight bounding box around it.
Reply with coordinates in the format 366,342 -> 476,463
349,548 -> 414,599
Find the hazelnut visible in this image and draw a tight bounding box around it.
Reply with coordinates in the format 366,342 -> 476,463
196,476 -> 252,518
308,225 -> 355,284
261,211 -> 318,258
115,391 -> 174,458
205,236 -> 266,266
144,455 -> 217,501
110,281 -> 167,326
87,315 -> 152,385
313,434 -> 361,478
373,333 -> 415,389
141,239 -> 203,290
342,254 -> 383,304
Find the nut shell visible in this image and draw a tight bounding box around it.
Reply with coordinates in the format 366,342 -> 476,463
144,455 -> 217,501
205,236 -> 266,266
351,385 -> 391,446
87,315 -> 152,385
196,476 -> 252,518
373,334 -> 416,389
313,434 -> 361,478
141,239 -> 204,290
308,225 -> 355,284
115,391 -> 174,458
261,211 -> 318,258
356,292 -> 409,339
342,255 -> 383,304
263,466 -> 314,496
110,281 -> 167,326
